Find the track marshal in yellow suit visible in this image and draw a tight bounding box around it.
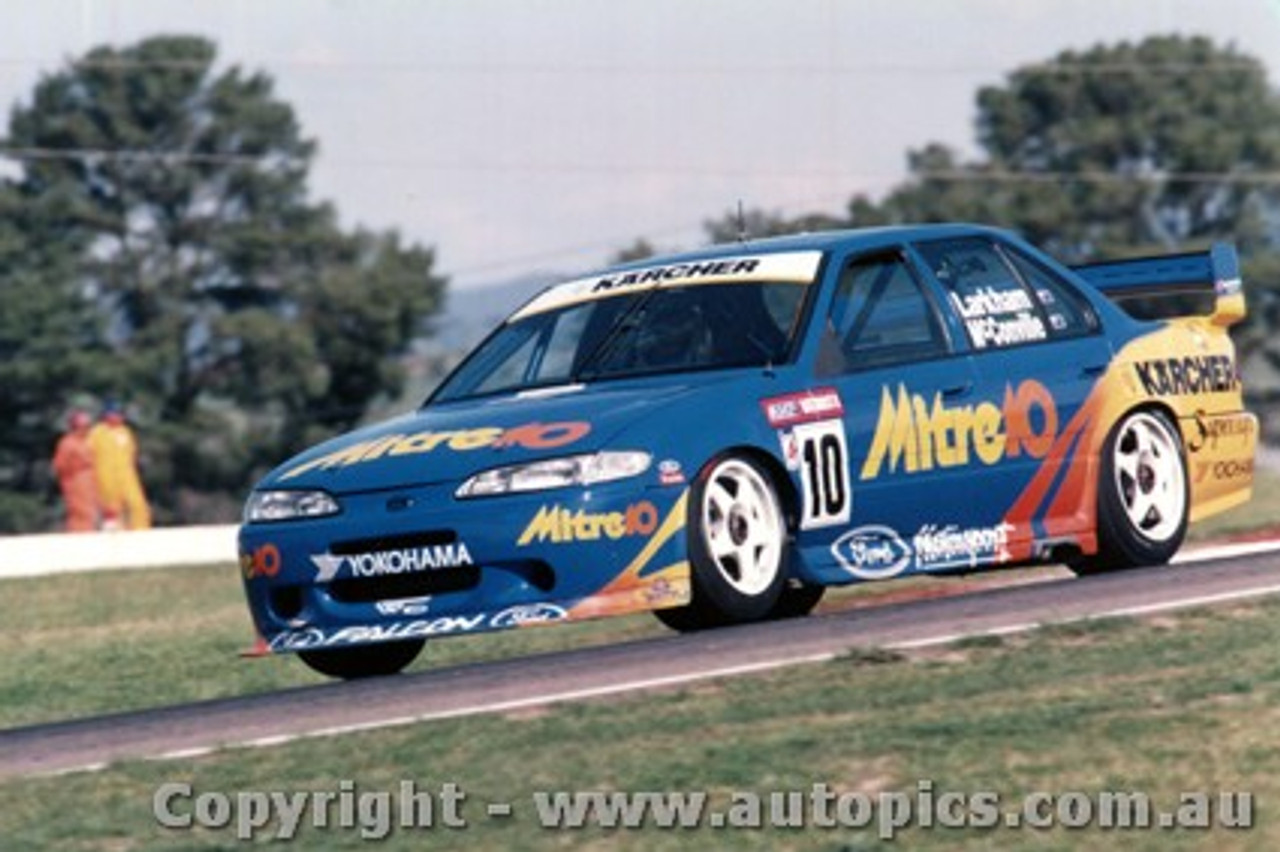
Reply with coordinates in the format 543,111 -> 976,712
88,401 -> 152,530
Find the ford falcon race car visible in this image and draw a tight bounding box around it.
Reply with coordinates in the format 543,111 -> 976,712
239,224 -> 1257,678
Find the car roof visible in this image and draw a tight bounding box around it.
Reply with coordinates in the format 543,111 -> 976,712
596,222 -> 1013,276
508,223 -> 1026,323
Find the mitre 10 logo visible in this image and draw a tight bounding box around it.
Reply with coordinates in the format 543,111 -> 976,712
517,501 -> 659,546
861,379 -> 1058,480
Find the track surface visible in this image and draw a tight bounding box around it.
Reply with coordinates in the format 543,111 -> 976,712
4,546 -> 1280,779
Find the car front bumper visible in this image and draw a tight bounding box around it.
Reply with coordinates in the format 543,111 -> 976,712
238,482 -> 692,654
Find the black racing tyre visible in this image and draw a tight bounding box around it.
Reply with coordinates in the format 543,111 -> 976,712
654,455 -> 789,632
652,599 -> 727,633
1074,409 -> 1188,575
769,580 -> 825,620
297,638 -> 425,679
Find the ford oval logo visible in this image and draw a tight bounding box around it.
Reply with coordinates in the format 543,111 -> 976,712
830,525 -> 913,580
488,602 -> 569,629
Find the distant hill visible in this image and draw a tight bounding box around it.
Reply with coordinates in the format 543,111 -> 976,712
367,271 -> 565,421
427,271 -> 561,352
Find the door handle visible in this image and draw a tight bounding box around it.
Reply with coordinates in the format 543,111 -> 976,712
1081,363 -> 1107,377
941,380 -> 972,397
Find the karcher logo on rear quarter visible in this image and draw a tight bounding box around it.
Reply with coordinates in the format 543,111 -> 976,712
517,502 -> 659,545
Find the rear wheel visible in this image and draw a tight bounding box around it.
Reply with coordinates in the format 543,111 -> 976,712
1074,409 -> 1188,575
297,639 -> 425,679
655,455 -> 788,632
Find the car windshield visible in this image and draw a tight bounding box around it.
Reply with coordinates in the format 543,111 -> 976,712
430,281 -> 810,403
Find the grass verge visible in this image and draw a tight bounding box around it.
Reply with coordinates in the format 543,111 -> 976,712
0,558 -> 1049,730
3,598 -> 1278,850
0,465 -> 1273,731
0,562 -> 675,730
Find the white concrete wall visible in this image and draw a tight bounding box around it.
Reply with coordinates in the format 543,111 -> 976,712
0,525 -> 239,579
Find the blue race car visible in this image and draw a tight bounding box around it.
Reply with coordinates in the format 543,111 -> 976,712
239,224 -> 1256,678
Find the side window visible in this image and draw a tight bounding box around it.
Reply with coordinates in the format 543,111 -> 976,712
1002,247 -> 1099,337
470,326 -> 543,395
537,305 -> 591,378
823,253 -> 949,373
915,238 -> 1053,351
473,303 -> 590,394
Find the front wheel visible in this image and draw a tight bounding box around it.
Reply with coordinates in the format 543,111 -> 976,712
655,455 -> 788,631
297,639 -> 425,679
1075,409 -> 1188,575
769,580 -> 825,620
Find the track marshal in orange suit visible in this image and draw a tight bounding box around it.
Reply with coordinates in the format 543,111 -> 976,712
51,409 -> 99,532
88,402 -> 152,530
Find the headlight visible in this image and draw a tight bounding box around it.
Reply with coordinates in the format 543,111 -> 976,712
456,451 -> 651,498
244,489 -> 341,523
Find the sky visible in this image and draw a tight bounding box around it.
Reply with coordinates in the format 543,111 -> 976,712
4,0 -> 1280,290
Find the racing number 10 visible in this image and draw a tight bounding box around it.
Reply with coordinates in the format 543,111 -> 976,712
795,420 -> 851,529
804,434 -> 844,515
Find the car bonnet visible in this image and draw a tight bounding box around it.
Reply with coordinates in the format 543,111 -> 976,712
256,381 -> 710,495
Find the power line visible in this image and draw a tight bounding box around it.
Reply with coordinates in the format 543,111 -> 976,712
442,190 -> 860,285
6,145 -> 1280,187
0,146 -> 293,167
6,146 -> 1278,288
911,168 -> 1280,186
0,55 -> 1265,78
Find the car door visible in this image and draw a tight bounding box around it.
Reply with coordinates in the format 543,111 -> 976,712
801,247 -> 990,582
909,235 -> 1114,555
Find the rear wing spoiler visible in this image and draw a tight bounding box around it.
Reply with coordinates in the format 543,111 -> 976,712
1071,242 -> 1245,327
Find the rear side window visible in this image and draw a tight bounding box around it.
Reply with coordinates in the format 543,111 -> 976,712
1002,248 -> 1099,336
916,238 -> 1054,351
823,253 -> 949,372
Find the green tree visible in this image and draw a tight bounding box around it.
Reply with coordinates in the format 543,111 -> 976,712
2,35 -> 445,528
866,36 -> 1280,263
610,238 -> 659,264
728,36 -> 1280,272
857,36 -> 1280,415
0,188 -> 107,530
691,36 -> 1280,426
719,35 -> 1280,397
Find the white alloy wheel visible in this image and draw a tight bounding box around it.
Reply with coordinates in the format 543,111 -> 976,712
1110,410 -> 1187,544
699,458 -> 785,596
